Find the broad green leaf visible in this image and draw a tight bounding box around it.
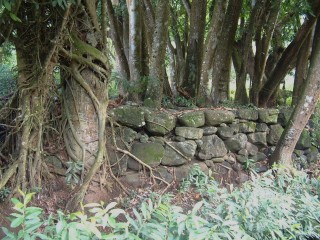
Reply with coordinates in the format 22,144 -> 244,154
10,217 -> 23,228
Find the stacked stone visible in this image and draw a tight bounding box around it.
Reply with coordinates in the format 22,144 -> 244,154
109,106 -> 317,186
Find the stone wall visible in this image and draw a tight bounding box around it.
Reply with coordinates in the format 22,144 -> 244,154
109,106 -> 318,187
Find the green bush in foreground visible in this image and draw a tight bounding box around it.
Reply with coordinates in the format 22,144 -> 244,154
2,166 -> 320,240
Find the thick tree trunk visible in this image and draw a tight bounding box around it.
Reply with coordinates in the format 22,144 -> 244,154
144,1 -> 170,108
0,3 -> 69,192
270,19 -> 320,167
181,0 -> 207,99
198,0 -> 227,106
292,31 -> 313,106
60,5 -> 111,210
211,0 -> 242,105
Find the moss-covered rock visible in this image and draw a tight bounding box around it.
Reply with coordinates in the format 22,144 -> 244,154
296,129 -> 312,150
161,141 -> 197,166
239,122 -> 256,133
111,106 -> 145,128
248,132 -> 267,147
178,111 -> 205,127
267,124 -> 284,145
128,142 -> 164,170
237,109 -> 258,120
175,127 -> 203,140
205,110 -> 235,126
217,126 -> 234,139
199,135 -> 228,159
224,133 -> 248,152
145,110 -> 176,135
278,108 -> 293,127
258,109 -> 279,124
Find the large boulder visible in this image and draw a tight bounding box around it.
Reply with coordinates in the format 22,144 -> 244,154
111,106 -> 145,128
145,110 -> 176,135
205,110 -> 235,126
247,132 -> 267,147
224,133 -> 248,152
258,109 -> 279,124
267,124 -> 284,145
128,143 -> 164,170
198,135 -> 228,160
296,129 -> 312,150
161,141 -> 197,166
178,111 -> 205,127
237,109 -> 258,121
175,127 -> 203,140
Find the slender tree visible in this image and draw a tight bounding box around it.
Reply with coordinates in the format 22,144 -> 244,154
270,18 -> 320,167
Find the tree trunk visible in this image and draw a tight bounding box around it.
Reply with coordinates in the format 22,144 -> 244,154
270,18 -> 320,167
128,0 -> 142,102
259,2 -> 320,107
0,2 -> 69,193
250,0 -> 281,106
211,0 -> 243,105
181,0 -> 207,99
235,0 -> 267,105
198,0 -> 227,106
106,0 -> 130,81
60,5 -> 111,210
144,1 -> 170,108
292,30 -> 313,106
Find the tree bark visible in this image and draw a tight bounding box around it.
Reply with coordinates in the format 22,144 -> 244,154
181,0 -> 207,99
259,2 -> 320,107
106,0 -> 130,81
292,30 -> 313,106
128,0 -> 142,101
235,0 -> 267,105
270,18 -> 320,167
250,0 -> 281,106
60,5 -> 111,210
211,0 -> 243,105
198,0 -> 227,106
144,1 -> 170,108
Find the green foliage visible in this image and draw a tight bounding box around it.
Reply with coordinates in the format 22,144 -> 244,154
2,190 -> 45,240
243,158 -> 255,171
65,161 -> 83,186
0,187 -> 10,202
3,167 -> 320,239
162,95 -> 196,108
0,64 -> 16,98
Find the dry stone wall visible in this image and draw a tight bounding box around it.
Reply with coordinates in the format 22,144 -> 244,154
109,106 -> 317,187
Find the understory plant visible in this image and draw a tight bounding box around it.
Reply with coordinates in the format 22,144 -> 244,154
2,165 -> 320,240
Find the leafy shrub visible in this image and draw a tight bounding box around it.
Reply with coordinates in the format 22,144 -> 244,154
2,166 -> 320,239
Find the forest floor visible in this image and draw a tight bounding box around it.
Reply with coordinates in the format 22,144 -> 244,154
0,103 -> 319,238
0,160 -> 319,238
